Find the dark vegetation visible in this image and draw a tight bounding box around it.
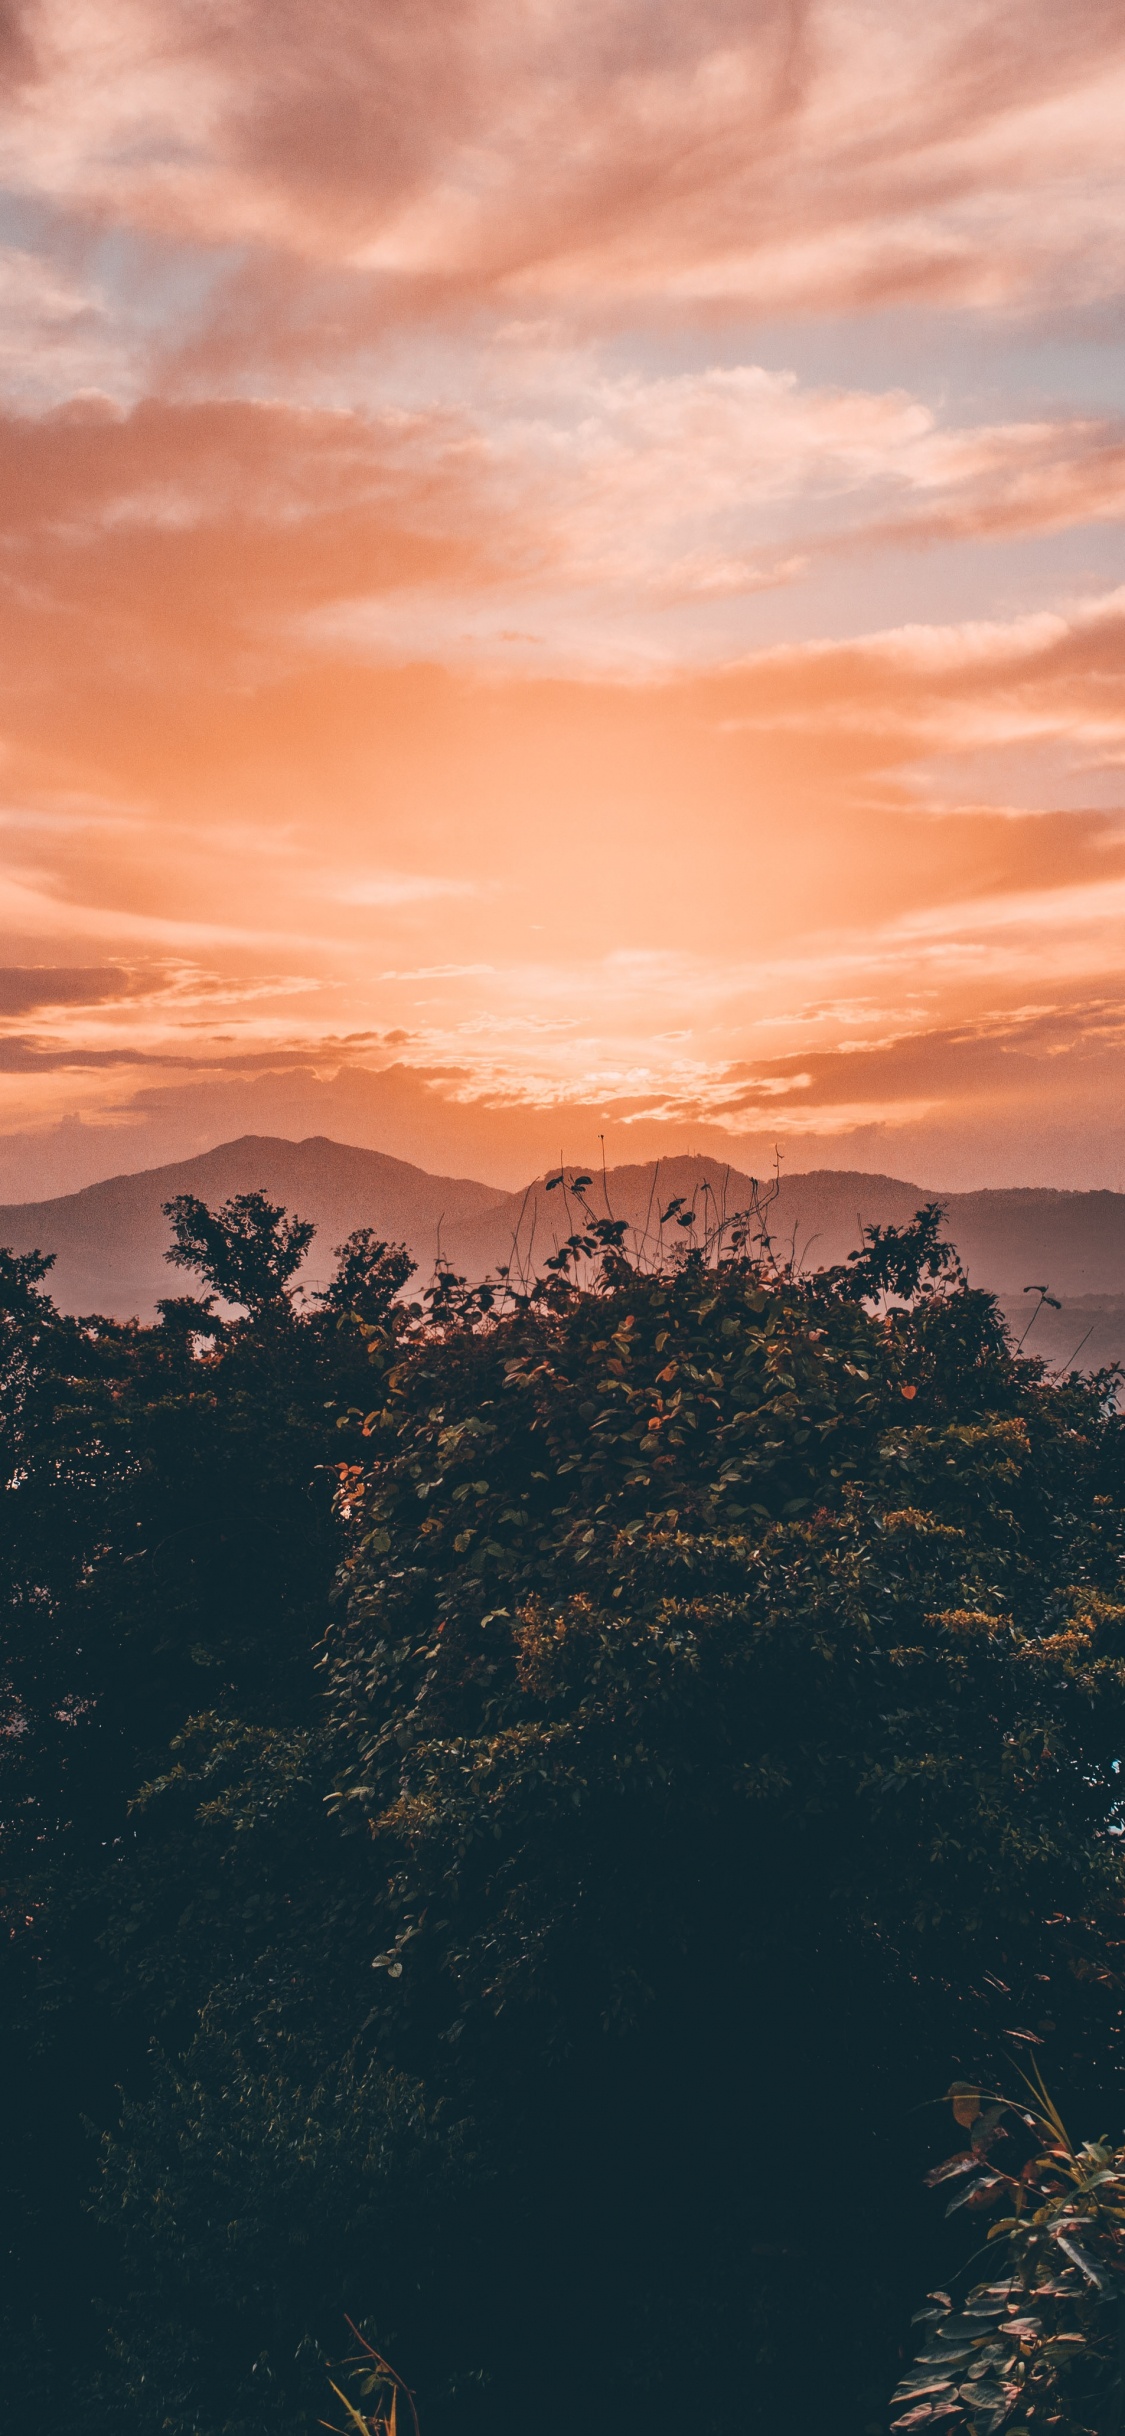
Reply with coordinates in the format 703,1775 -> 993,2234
890,2076 -> 1125,2434
3,1177 -> 1125,2434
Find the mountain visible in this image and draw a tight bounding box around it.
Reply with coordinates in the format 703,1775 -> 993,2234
393,1154 -> 1125,1296
1,1135 -> 1124,1366
439,1158 -> 1125,1369
0,1135 -> 507,1318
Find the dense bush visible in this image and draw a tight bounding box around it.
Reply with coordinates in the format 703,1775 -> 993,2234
3,1187 -> 1125,2433
0,1205 -> 419,2430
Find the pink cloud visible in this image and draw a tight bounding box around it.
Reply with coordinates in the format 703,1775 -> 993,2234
1,370 -> 1116,699
0,3 -> 1122,1192
0,1 -> 1123,327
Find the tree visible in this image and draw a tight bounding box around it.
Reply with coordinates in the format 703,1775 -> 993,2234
0,1203 -> 420,2433
163,1189 -> 316,1313
319,1212 -> 1125,2433
317,1229 -> 416,1325
5,1199 -> 1125,2436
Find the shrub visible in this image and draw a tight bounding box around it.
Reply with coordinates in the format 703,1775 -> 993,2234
322,1210 -> 1125,2430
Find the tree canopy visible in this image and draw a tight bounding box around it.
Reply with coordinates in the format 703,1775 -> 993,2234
3,1188 -> 1125,2436
162,1187 -> 317,1312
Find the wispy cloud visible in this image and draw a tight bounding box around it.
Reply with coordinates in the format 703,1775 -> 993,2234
0,1 -> 1123,1189
0,377 -> 1120,695
3,1 -> 1124,322
330,874 -> 478,907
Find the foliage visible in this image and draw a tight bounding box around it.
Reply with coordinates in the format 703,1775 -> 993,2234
318,1229 -> 417,1324
0,1209 -> 422,2433
163,1187 -> 317,1312
324,2327 -> 422,2436
4,1182 -> 1125,2436
894,2076 -> 1125,2435
319,1197 -> 1125,2429
330,1206 -> 1125,2036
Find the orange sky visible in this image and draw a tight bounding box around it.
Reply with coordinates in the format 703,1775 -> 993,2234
2,0 -> 1125,1197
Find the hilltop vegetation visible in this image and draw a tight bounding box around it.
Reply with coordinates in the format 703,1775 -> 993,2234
8,1131 -> 1125,1342
3,1183 -> 1125,2435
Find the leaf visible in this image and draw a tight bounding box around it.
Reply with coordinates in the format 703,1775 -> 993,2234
971,2105 -> 1009,2154
891,2402 -> 963,2429
1053,2232 -> 1110,2289
945,2175 -> 1002,2215
925,2153 -> 979,2187
327,2383 -> 373,2436
949,2083 -> 982,2130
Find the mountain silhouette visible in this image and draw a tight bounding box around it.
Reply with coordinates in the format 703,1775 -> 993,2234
2,1133 -> 1124,1367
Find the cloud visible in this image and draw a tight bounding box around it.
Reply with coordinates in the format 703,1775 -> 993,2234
1,373 -> 1121,718
0,3 -> 1122,1195
381,962 -> 496,979
9,981 -> 1125,1202
0,963 -> 133,1014
333,875 -> 478,907
0,1029 -> 201,1070
0,392 -> 494,623
708,584 -> 1125,763
0,245 -> 136,404
604,992 -> 1125,1164
1,496 -> 1123,1116
1,0 -> 1123,330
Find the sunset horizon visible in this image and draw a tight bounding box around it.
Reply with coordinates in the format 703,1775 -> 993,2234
2,0 -> 1124,1199
8,16 -> 1125,2425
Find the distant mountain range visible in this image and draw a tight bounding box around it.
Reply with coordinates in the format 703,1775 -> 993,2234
2,1133 -> 1124,1368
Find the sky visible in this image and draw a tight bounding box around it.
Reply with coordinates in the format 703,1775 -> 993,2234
2,0 -> 1125,1199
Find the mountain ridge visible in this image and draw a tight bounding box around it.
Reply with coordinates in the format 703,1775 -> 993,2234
0,1134 -> 510,1319
4,1133 -> 1125,1370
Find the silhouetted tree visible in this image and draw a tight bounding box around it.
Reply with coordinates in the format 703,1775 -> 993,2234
0,1197 -> 417,2432
317,1227 -> 416,1324
162,1188 -> 316,1313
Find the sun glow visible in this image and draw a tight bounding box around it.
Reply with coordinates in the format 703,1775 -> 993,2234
0,0 -> 1124,1197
